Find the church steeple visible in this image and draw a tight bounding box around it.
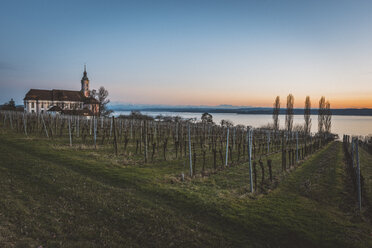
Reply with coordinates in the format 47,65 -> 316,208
81,65 -> 90,97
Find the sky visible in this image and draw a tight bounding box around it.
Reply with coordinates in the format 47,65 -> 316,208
0,0 -> 372,108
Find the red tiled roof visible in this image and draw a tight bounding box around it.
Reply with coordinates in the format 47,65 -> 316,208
52,90 -> 83,102
24,89 -> 53,101
24,89 -> 87,102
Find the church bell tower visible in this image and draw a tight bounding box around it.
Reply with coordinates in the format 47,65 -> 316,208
81,65 -> 90,97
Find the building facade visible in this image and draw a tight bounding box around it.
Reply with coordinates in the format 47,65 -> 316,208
24,67 -> 99,116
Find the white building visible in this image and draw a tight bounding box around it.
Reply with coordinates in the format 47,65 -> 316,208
24,66 -> 99,115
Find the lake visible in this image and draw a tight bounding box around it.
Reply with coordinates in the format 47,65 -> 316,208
114,111 -> 372,137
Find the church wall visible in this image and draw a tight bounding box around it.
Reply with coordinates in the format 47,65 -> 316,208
24,100 -> 86,114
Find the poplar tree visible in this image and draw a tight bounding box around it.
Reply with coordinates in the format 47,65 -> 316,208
273,96 -> 280,131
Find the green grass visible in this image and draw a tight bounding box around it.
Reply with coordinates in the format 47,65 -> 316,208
360,146 -> 372,209
0,130 -> 371,247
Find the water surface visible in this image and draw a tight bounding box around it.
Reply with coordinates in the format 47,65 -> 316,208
115,111 -> 372,137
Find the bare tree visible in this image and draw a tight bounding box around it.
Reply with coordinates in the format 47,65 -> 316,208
324,101 -> 332,133
201,112 -> 213,124
91,86 -> 113,117
304,96 -> 311,135
220,119 -> 233,127
318,96 -> 326,133
285,94 -> 294,133
272,96 -> 280,131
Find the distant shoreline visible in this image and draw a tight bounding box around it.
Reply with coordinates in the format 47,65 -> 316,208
111,107 -> 372,116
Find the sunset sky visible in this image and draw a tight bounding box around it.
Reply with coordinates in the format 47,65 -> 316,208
1,0 -> 372,108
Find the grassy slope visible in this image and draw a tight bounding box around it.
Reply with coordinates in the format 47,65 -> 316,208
0,131 -> 371,247
360,147 -> 372,210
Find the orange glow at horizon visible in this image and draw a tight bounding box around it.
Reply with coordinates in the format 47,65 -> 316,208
111,87 -> 372,109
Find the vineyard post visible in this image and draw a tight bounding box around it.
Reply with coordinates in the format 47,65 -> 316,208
225,128 -> 229,167
188,124 -> 193,177
144,121 -> 148,162
9,112 -> 13,129
110,117 -> 113,137
130,119 -> 133,139
112,116 -> 118,156
267,130 -> 270,154
77,116 -> 79,138
356,139 -> 362,211
232,127 -> 235,150
23,113 -> 27,136
176,122 -> 178,142
94,116 -> 97,149
352,139 -> 355,168
90,117 -> 92,135
74,116 -> 79,137
3,112 -> 6,127
154,122 -> 157,139
248,128 -> 253,193
68,117 -> 72,146
296,132 -> 298,163
41,114 -> 49,138
246,129 -> 249,160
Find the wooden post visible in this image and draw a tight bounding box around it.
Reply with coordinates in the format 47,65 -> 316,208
268,159 -> 272,182
130,119 -> 133,139
94,117 -> 97,149
356,139 -> 362,211
23,113 -> 27,136
296,132 -> 299,163
68,117 -> 72,146
248,128 -> 253,193
41,114 -> 49,138
253,161 -> 257,192
232,127 -> 235,150
282,132 -> 286,171
112,116 -> 118,156
110,117 -> 113,137
188,124 -> 193,177
9,112 -> 13,129
3,112 -> 6,127
352,139 -> 355,168
76,116 -> 79,138
225,128 -> 229,167
90,117 -> 92,135
144,121 -> 148,162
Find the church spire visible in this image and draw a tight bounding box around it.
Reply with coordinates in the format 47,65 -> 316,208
81,64 -> 90,97
83,64 -> 87,77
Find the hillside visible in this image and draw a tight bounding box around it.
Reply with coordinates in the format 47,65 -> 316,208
0,131 -> 371,247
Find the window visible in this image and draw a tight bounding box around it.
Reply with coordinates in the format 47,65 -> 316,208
41,102 -> 44,108
31,102 -> 34,108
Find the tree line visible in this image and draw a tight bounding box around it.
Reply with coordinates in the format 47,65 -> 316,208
272,95 -> 332,134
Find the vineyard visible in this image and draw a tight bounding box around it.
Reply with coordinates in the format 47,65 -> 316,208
1,110 -> 333,193
1,110 -> 372,247
343,135 -> 372,215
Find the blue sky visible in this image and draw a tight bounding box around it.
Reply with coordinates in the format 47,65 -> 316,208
1,0 -> 372,107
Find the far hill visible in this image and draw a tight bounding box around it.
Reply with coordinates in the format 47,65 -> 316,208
110,104 -> 372,116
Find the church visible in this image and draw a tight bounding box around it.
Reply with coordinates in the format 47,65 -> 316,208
24,66 -> 99,116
